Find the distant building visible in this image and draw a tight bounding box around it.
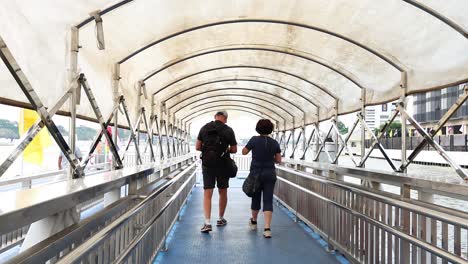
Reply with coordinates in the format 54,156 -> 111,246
364,102 -> 396,131
412,84 -> 468,135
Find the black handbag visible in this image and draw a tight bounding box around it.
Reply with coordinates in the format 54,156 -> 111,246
242,169 -> 262,197
224,156 -> 238,178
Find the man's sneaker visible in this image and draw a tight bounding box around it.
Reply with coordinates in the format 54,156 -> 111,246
263,228 -> 272,238
249,218 -> 257,230
201,224 -> 212,233
216,218 -> 227,227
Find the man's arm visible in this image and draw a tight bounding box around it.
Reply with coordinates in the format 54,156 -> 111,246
58,156 -> 63,170
229,145 -> 237,154
195,139 -> 202,151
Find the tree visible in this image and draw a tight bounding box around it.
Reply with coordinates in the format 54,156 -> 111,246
57,125 -> 68,136
0,119 -> 19,140
337,121 -> 348,135
374,121 -> 402,136
76,125 -> 97,141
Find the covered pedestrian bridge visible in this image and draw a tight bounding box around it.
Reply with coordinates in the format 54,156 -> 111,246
0,1 -> 468,263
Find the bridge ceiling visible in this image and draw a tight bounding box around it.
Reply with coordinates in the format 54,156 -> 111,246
0,0 -> 467,130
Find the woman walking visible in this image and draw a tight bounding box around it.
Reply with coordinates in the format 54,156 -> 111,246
242,119 -> 282,238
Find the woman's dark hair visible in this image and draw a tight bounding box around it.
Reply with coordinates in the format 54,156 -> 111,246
256,119 -> 274,135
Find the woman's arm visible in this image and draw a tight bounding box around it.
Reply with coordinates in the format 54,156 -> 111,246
242,147 -> 250,155
274,153 -> 282,163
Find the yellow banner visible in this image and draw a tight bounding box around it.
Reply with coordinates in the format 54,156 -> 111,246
18,109 -> 52,165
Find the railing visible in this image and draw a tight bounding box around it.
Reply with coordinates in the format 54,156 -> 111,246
0,161 -> 112,254
275,161 -> 468,264
0,154 -> 196,263
233,154 -> 252,171
365,134 -> 468,152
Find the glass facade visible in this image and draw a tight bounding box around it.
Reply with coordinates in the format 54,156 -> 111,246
413,85 -> 467,124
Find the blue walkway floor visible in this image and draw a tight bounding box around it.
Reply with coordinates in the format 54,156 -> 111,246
154,178 -> 345,264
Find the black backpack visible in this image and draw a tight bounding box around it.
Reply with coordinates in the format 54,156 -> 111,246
201,122 -> 228,167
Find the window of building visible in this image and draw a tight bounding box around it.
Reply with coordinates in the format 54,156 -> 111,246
382,104 -> 387,111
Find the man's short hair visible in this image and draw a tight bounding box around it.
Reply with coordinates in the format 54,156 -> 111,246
215,110 -> 228,118
255,119 -> 274,135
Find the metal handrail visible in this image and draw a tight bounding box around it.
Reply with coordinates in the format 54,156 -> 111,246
56,162 -> 196,263
276,175 -> 466,264
113,166 -> 196,263
277,166 -> 468,229
282,159 -> 468,201
0,162 -> 110,188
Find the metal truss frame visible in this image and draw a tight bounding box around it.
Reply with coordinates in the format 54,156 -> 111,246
0,37 -> 83,178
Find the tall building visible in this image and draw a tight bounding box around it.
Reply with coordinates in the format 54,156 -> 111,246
412,84 -> 468,135
365,102 -> 396,131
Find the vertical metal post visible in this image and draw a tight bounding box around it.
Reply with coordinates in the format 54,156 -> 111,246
112,64 -> 120,169
301,117 -> 306,160
400,72 -> 410,263
360,89 -> 366,167
291,118 -> 296,159
400,72 -> 408,173
69,27 -> 79,178
334,100 -> 339,165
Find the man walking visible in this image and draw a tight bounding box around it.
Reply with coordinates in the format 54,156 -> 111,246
196,110 -> 237,233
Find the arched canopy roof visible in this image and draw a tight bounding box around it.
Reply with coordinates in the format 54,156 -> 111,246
0,0 -> 467,130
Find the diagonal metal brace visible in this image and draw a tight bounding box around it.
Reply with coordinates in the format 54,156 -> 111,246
300,128 -> 316,160
313,125 -> 334,162
289,131 -> 303,159
141,108 -> 156,162
400,86 -> 468,171
398,104 -> 468,181
357,112 -> 399,171
120,100 -> 143,164
332,118 -> 359,165
0,84 -> 75,177
281,131 -> 292,157
79,74 -> 123,169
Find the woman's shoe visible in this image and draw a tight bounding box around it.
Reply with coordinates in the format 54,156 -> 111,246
263,228 -> 272,238
249,218 -> 257,230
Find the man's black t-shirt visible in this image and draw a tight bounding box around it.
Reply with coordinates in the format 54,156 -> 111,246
197,120 -> 237,150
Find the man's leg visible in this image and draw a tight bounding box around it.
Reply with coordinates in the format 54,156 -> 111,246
201,166 -> 215,232
216,174 -> 230,226
218,188 -> 228,218
204,188 -> 214,223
